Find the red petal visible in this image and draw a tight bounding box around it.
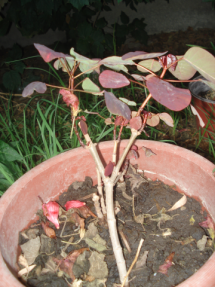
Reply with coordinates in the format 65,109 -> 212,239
65,200 -> 86,211
42,202 -> 59,229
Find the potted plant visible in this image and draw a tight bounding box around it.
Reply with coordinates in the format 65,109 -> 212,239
189,75 -> 215,139
0,44 -> 215,287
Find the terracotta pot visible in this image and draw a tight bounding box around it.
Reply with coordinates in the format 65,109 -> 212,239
189,75 -> 215,139
0,140 -> 215,287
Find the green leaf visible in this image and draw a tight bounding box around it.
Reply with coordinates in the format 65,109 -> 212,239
2,70 -> 21,92
0,179 -> 11,191
168,56 -> 196,80
137,59 -> 162,73
184,47 -> 215,84
68,0 -> 89,10
13,61 -> 26,74
119,98 -> 136,106
120,11 -> 129,25
0,140 -> 23,162
82,78 -> 101,93
0,163 -> 14,185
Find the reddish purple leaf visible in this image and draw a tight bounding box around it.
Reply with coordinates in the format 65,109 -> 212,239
22,81 -> 47,97
34,43 -> 67,62
146,76 -> 191,111
79,120 -> 88,135
129,116 -> 142,130
59,89 -> 79,110
122,51 -> 167,61
159,54 -> 177,71
104,91 -> 131,120
105,161 -> 114,177
99,70 -> 130,88
158,252 -> 175,275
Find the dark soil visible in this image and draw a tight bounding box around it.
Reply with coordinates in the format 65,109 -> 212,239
18,174 -> 214,287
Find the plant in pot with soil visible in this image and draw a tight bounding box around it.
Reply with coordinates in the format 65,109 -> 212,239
1,44 -> 215,287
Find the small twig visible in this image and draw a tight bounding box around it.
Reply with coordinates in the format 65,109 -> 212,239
119,229 -> 131,253
92,193 -> 103,218
96,168 -> 107,215
60,215 -> 67,237
121,239 -> 144,287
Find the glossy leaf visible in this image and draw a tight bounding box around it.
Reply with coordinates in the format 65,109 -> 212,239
34,43 -> 66,62
146,113 -> 160,127
159,113 -> 174,127
70,47 -> 94,64
146,76 -> 191,111
82,78 -> 101,93
129,116 -> 142,130
22,81 -> 47,97
100,56 -> 134,66
119,98 -> 136,106
131,74 -> 146,81
99,70 -> 130,88
79,59 -> 100,74
137,59 -> 162,73
54,57 -> 75,72
184,47 -> 215,83
168,56 -> 196,80
122,51 -> 167,61
104,91 -> 131,120
105,161 -> 114,177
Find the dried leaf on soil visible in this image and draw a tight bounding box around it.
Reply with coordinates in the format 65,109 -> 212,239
135,251 -> 149,269
18,264 -> 36,277
142,146 -> 156,157
88,252 -> 108,279
85,237 -> 107,252
197,235 -> 208,251
20,236 -> 41,265
167,194 -> 187,212
41,221 -> 56,238
53,248 -> 89,281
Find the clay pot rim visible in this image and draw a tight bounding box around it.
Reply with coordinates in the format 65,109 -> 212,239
189,75 -> 215,104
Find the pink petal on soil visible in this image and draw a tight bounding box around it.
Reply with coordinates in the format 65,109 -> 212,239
65,200 -> 86,211
42,201 -> 60,229
199,216 -> 215,230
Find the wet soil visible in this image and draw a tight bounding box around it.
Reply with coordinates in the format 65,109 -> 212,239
18,175 -> 214,287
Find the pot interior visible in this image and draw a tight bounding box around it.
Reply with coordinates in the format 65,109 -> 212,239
0,140 -> 215,286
